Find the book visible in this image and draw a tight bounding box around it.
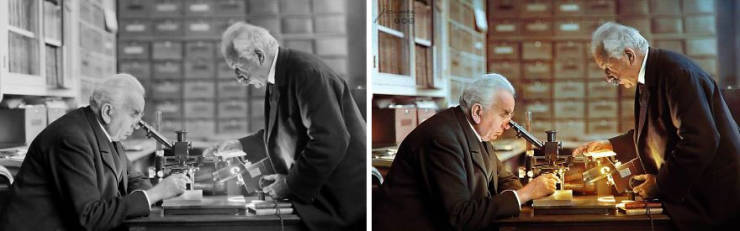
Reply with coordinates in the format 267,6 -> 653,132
619,207 -> 663,215
251,201 -> 292,209
624,201 -> 662,209
247,207 -> 294,216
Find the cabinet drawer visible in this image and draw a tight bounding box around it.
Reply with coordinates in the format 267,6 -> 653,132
217,80 -> 247,98
152,41 -> 183,60
589,120 -> 618,134
521,0 -> 553,18
315,38 -> 347,55
585,0 -> 615,15
523,62 -> 552,79
152,0 -> 183,17
588,101 -> 618,119
218,119 -> 248,134
488,61 -> 521,80
120,20 -> 151,37
119,0 -> 150,18
554,59 -> 585,79
490,21 -> 520,36
372,108 -> 418,147
621,99 -> 634,119
618,0 -> 648,15
523,81 -> 552,99
249,18 -> 280,35
588,81 -> 618,98
217,62 -> 234,79
489,42 -> 520,60
587,61 -> 604,79
118,41 -> 149,59
554,101 -> 585,118
185,41 -> 215,60
183,81 -> 215,99
153,19 -> 184,36
618,17 -> 651,34
522,41 -> 552,60
184,100 -> 215,119
555,42 -> 585,59
683,0 -> 715,14
554,0 -> 584,16
555,120 -> 585,140
152,81 -> 182,99
523,20 -> 553,36
152,61 -> 182,79
554,81 -> 585,99
184,59 -> 215,79
282,16 -> 313,34
685,38 -> 717,56
692,57 -> 718,76
555,20 -> 586,36
314,15 -> 346,34
185,0 -> 214,16
489,0 -> 520,18
152,100 -> 183,119
185,19 -> 217,38
184,119 -> 215,138
215,0 -> 247,15
684,15 -> 715,34
218,101 -> 248,119
654,40 -> 683,54
119,61 -> 151,80
651,17 -> 683,34
649,0 -> 681,15
524,101 -> 553,119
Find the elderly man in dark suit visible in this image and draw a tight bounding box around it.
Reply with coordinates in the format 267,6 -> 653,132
573,22 -> 740,230
205,22 -> 366,230
373,75 -> 558,231
0,74 -> 189,231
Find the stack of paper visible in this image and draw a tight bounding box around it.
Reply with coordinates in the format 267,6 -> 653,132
246,200 -> 293,216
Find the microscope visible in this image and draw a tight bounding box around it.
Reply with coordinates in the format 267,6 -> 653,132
508,119 -> 574,202
138,120 -> 203,199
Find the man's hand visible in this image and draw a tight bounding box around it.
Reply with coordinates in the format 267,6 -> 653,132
632,174 -> 659,199
261,174 -> 289,199
145,173 -> 189,204
516,173 -> 558,203
202,140 -> 242,158
572,140 -> 613,156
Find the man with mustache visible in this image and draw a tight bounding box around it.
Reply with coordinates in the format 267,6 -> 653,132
374,75 -> 558,231
573,22 -> 740,230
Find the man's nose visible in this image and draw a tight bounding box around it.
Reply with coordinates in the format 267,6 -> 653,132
503,119 -> 511,130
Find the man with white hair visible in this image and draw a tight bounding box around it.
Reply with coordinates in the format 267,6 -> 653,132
573,22 -> 740,229
374,75 -> 558,231
0,74 -> 190,231
206,22 -> 366,230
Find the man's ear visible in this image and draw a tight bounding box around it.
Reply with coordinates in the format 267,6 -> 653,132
471,104 -> 482,124
101,103 -> 113,124
624,48 -> 635,64
255,49 -> 265,65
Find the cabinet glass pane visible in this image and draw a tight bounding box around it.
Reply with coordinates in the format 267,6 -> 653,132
9,0 -> 38,33
43,0 -> 63,42
9,32 -> 40,75
379,32 -> 410,75
46,45 -> 62,87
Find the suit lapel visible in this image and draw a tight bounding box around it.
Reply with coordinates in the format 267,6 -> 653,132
453,107 -> 489,181
83,107 -> 120,183
266,48 -> 288,140
636,48 -> 657,143
114,142 -> 128,193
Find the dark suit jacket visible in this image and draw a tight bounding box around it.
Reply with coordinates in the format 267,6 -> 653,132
373,106 -> 522,231
238,48 -> 366,230
609,48 -> 740,230
0,107 -> 151,231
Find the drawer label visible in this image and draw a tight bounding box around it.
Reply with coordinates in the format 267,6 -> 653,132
526,4 -> 547,12
190,23 -> 211,32
125,24 -> 146,32
560,4 -> 580,12
494,46 -> 514,54
496,24 -> 515,32
190,4 -> 210,12
156,4 -> 177,12
560,23 -> 580,31
123,46 -> 144,54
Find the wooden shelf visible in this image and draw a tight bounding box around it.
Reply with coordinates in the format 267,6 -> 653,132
7,26 -> 36,38
414,38 -> 431,47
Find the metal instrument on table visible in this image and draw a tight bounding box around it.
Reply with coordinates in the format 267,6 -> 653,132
138,119 -> 202,199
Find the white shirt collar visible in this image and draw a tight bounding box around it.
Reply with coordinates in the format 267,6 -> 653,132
637,47 -> 649,84
96,118 -> 113,142
466,117 -> 483,142
267,46 -> 279,84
